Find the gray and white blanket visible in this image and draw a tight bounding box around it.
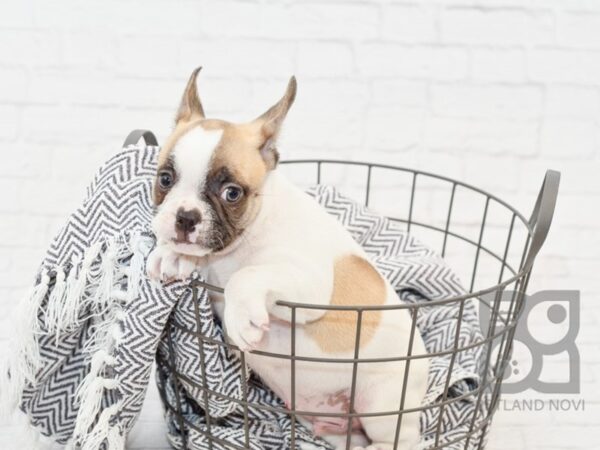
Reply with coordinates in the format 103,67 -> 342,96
1,140 -> 490,450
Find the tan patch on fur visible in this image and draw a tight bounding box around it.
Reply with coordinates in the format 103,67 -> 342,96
210,122 -> 268,191
305,254 -> 386,353
176,66 -> 205,123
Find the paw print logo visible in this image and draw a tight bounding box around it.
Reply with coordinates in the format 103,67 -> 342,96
479,290 -> 580,394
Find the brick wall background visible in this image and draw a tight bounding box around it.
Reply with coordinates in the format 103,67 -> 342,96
1,0 -> 599,449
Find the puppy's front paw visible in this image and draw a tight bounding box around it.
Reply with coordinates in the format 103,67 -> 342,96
146,245 -> 197,282
224,295 -> 269,351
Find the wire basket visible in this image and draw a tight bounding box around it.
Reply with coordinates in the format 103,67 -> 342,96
156,159 -> 560,450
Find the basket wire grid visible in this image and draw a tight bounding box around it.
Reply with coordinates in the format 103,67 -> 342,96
156,159 -> 560,450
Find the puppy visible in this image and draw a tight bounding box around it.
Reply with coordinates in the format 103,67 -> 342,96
147,67 -> 429,450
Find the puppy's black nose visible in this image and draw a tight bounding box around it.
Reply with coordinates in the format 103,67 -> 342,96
175,208 -> 201,233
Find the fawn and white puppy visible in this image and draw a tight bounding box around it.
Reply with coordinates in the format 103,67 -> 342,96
147,68 -> 428,450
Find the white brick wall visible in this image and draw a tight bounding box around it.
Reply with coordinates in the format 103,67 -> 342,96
1,0 -> 599,448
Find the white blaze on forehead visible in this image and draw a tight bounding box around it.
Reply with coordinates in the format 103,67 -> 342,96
152,125 -> 224,254
173,126 -> 223,193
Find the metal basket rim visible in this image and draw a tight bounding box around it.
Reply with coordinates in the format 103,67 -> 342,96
188,158 -> 541,310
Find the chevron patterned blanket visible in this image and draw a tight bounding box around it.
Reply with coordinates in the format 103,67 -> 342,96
1,142 -> 489,450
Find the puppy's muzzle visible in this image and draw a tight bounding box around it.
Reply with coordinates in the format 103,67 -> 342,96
175,208 -> 201,239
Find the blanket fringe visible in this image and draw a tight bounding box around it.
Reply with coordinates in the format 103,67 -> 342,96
93,238 -> 119,309
73,375 -> 119,439
4,231 -> 154,448
74,350 -> 117,403
72,232 -> 152,448
1,271 -> 52,419
83,310 -> 125,355
20,272 -> 51,383
106,423 -> 127,450
80,401 -> 124,450
60,255 -> 81,329
45,268 -> 66,340
127,232 -> 153,303
63,241 -> 103,329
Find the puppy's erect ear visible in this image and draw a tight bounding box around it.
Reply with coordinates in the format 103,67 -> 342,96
254,76 -> 297,170
175,66 -> 205,124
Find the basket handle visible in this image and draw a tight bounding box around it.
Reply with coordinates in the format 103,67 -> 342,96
123,129 -> 158,147
523,169 -> 560,271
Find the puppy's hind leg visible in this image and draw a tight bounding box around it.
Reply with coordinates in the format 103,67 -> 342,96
355,367 -> 426,450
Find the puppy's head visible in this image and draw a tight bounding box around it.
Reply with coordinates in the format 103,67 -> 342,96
152,67 -> 296,257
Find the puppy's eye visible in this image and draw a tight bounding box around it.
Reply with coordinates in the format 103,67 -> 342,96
220,183 -> 244,203
158,170 -> 174,189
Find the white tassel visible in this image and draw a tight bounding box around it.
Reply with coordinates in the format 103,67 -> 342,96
82,322 -> 111,356
126,233 -> 153,303
73,348 -> 118,438
4,237 -> 139,447
83,309 -> 125,355
74,350 -> 117,400
80,401 -> 122,450
45,268 -> 66,340
98,320 -> 123,354
111,289 -> 128,303
73,349 -> 118,439
29,273 -> 51,333
60,256 -> 81,331
73,376 -> 118,439
64,242 -> 103,327
0,274 -> 49,418
93,239 -> 119,309
17,272 -> 51,385
106,423 -> 126,450
64,238 -> 135,448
